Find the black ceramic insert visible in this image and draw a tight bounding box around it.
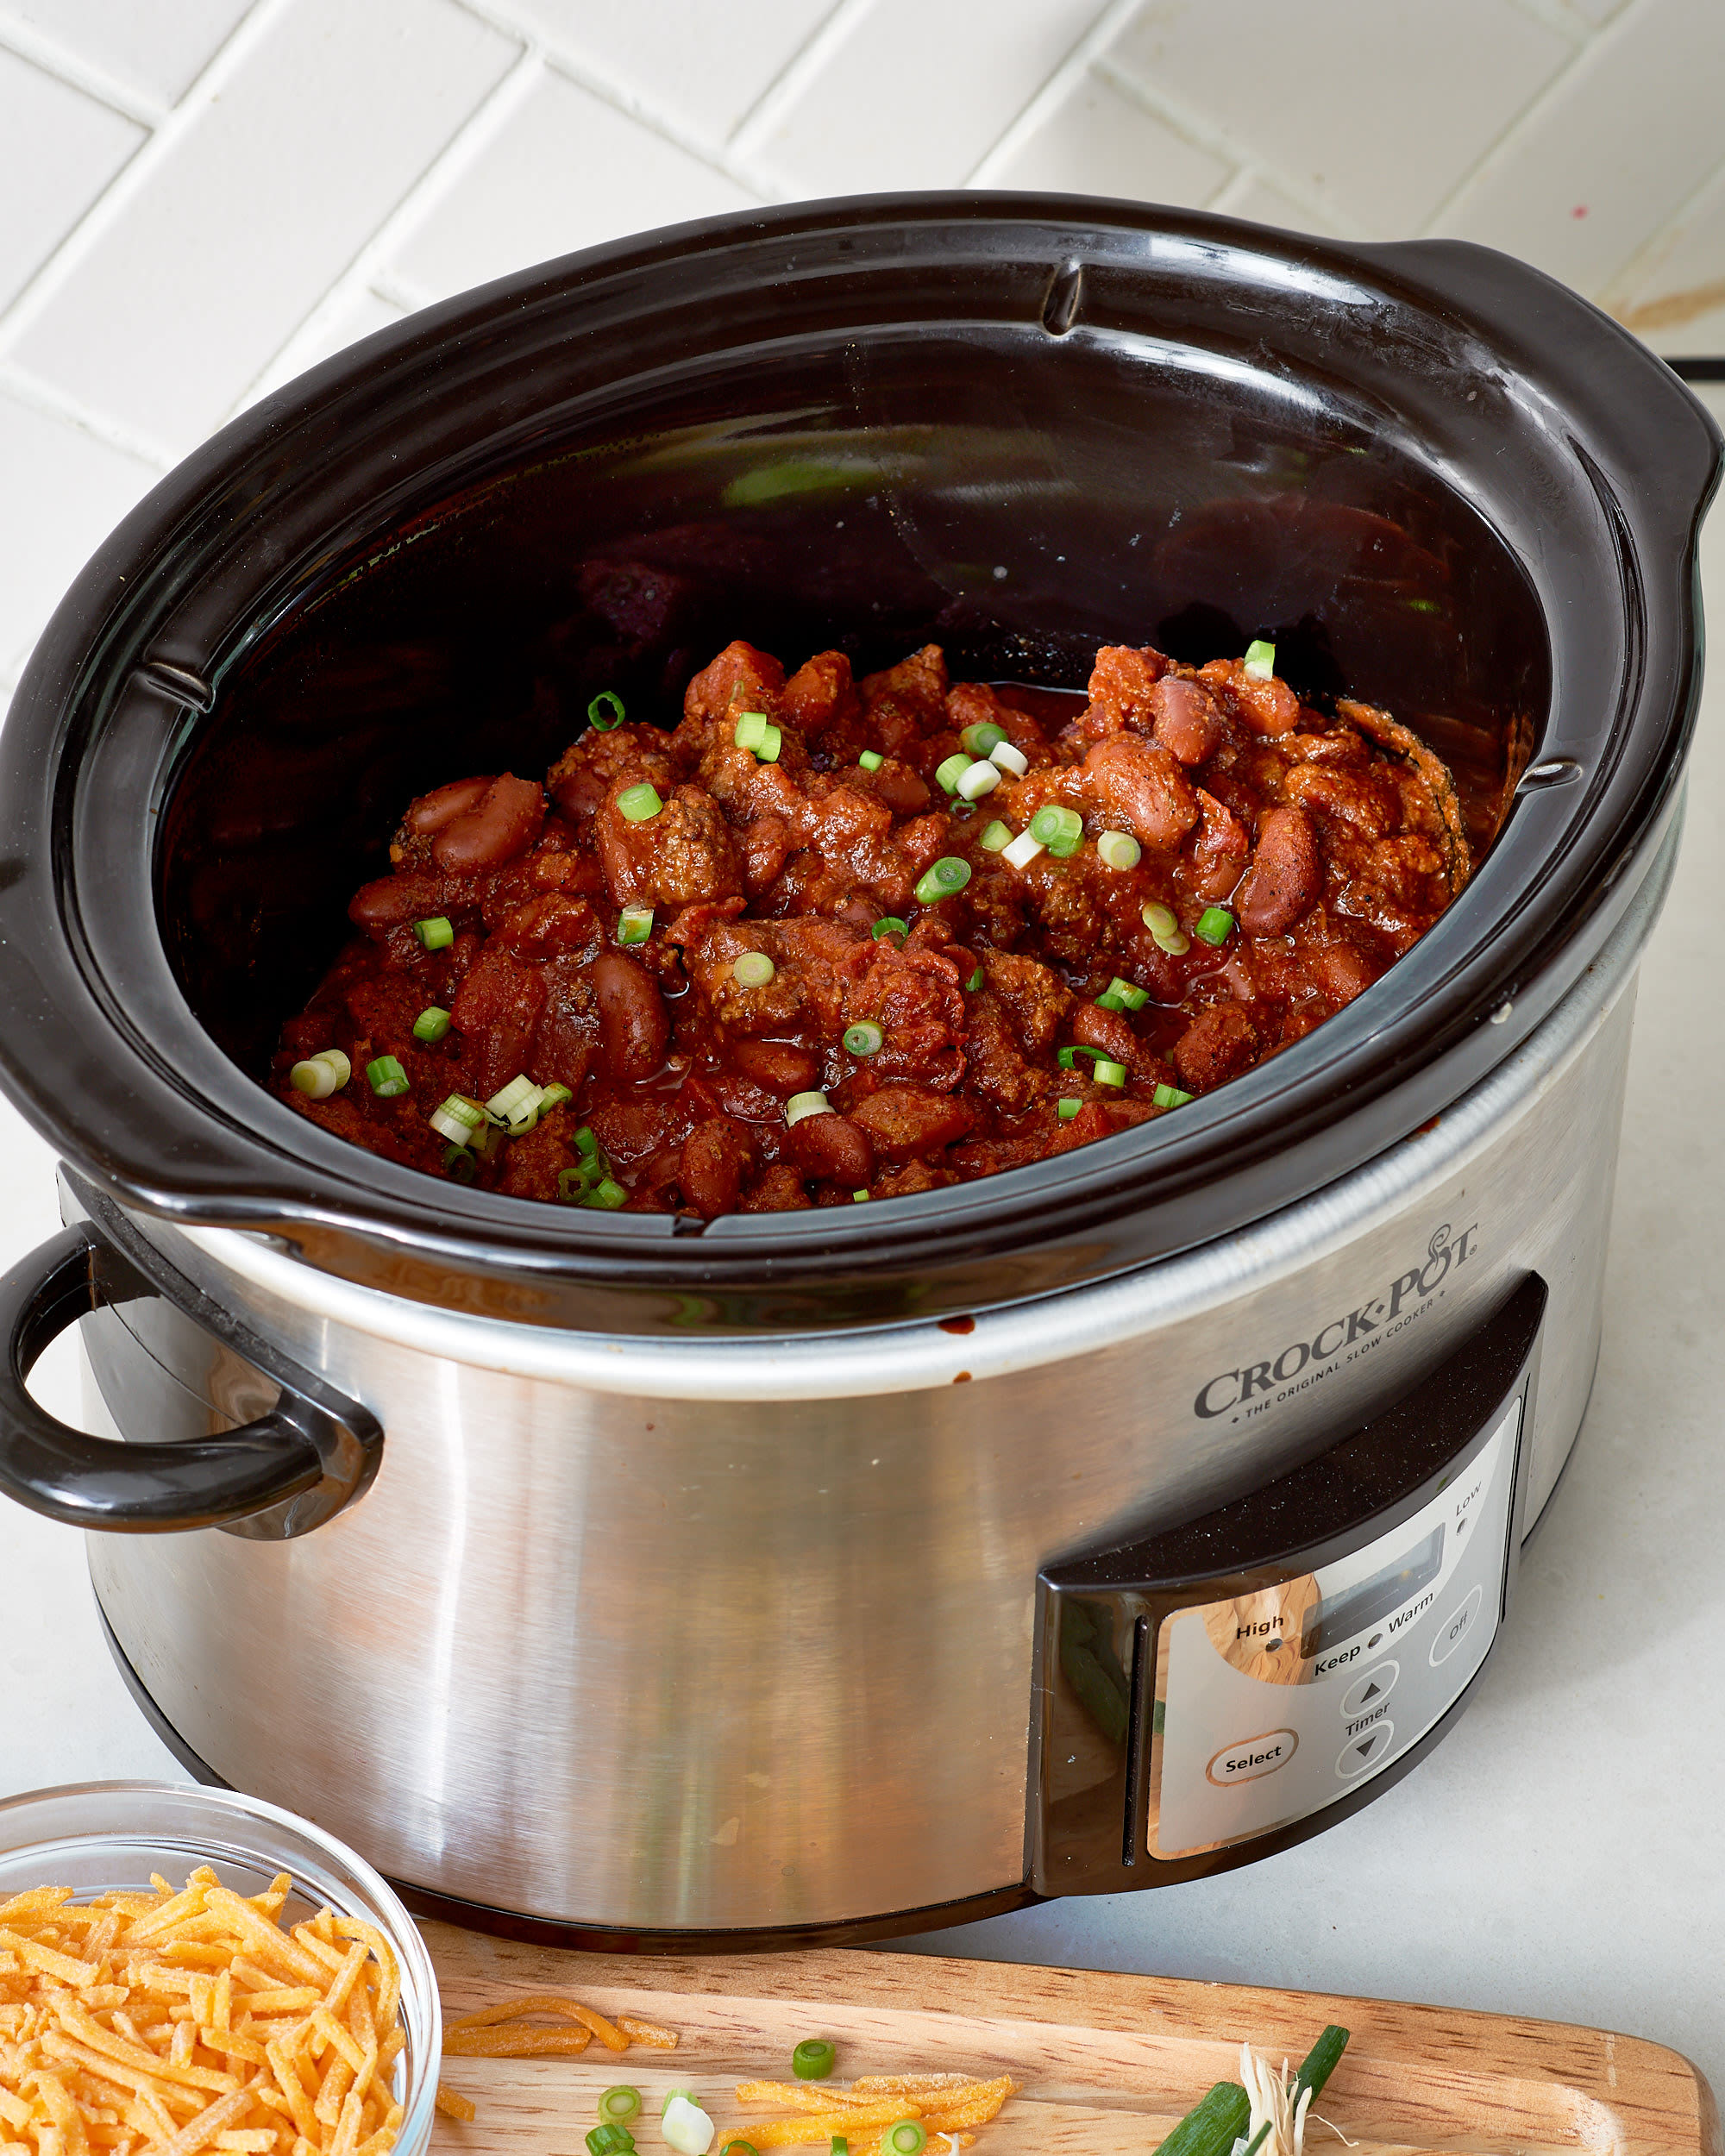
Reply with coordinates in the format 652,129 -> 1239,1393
0,195 -> 1716,1332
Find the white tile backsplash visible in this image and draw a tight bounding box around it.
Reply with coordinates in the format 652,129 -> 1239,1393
8,0 -> 519,454
0,0 -> 1722,696
1108,0 -> 1576,238
741,0 -> 1106,196
0,42 -> 142,313
390,63 -> 755,307
480,0 -> 837,148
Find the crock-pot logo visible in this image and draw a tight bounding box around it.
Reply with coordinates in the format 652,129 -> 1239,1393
1194,1222 -> 1479,1420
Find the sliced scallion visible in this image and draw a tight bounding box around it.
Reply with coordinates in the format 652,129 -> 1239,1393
843,1022 -> 883,1056
587,690 -> 625,730
786,1091 -> 833,1125
289,1053 -> 347,1100
586,2126 -> 632,2156
598,2088 -> 642,2124
1095,990 -> 1126,1012
791,2039 -> 836,2082
1000,828 -> 1044,870
1108,977 -> 1150,1010
412,915 -> 454,950
756,722 -> 783,763
934,753 -> 970,795
733,711 -> 768,752
966,966 -> 984,992
858,749 -> 884,771
617,905 -> 655,945
914,856 -> 971,903
444,1146 -> 477,1183
732,950 -> 776,987
1151,2080 -> 1251,2156
873,916 -> 908,941
957,759 -> 1000,800
661,2093 -> 696,2122
959,721 -> 1007,757
1153,1081 -> 1195,1109
1029,804 -> 1083,856
1243,638 -> 1276,680
411,1006 -> 451,1044
1094,1058 -> 1127,1087
989,739 -> 1029,777
574,1124 -> 600,1158
582,1176 -> 628,1210
1141,902 -> 1178,937
661,2114 -> 712,2156
1057,1044 -> 1111,1069
1096,829 -> 1141,870
1195,906 -> 1234,946
488,1075 -> 543,1129
539,1083 -> 573,1111
617,782 -> 663,823
883,2126 -> 925,2156
852,1191 -> 869,1203
430,1094 -> 486,1145
1057,1098 -> 1082,1120
978,819 -> 1012,851
367,1055 -> 409,1098
558,1164 -> 600,1202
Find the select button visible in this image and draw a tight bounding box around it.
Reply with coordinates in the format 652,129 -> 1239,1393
1207,1729 -> 1299,1786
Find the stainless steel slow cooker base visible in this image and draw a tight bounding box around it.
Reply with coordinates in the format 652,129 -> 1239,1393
71,827 -> 1670,1940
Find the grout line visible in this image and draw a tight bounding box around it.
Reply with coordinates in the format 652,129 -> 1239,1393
1596,144 -> 1725,315
220,41 -> 548,423
0,359 -> 173,469
0,9 -> 165,128
1091,52 -> 1364,239
0,0 -> 294,361
727,0 -> 875,190
370,271 -> 434,315
724,0 -> 846,147
1501,0 -> 1600,43
963,0 -> 1147,187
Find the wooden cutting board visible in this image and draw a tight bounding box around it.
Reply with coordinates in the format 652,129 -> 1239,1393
421,1921 -> 1717,2156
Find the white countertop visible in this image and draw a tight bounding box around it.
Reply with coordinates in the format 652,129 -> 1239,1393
3,391 -> 1722,2096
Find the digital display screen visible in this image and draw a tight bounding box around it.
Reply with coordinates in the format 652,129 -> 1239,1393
1300,1525 -> 1446,1659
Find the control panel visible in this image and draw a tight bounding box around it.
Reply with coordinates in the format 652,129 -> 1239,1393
1031,1274 -> 1544,1894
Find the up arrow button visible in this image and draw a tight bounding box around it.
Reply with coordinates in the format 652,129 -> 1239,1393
1340,1661 -> 1400,1719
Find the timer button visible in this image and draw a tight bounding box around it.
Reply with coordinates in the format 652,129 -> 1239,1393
1429,1584 -> 1485,1667
1340,1661 -> 1399,1720
1206,1729 -> 1299,1787
1336,1721 -> 1395,1778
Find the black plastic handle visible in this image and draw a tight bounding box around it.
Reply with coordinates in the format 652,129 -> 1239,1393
0,1206 -> 382,1538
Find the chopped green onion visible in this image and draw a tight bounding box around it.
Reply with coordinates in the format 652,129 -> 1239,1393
1151,2080 -> 1251,2156
1157,927 -> 1191,955
586,2127 -> 629,2156
959,721 -> 1007,756
444,1145 -> 477,1183
1153,1082 -> 1195,1109
1057,1044 -> 1110,1069
1243,638 -> 1276,680
733,711 -> 768,752
598,2088 -> 642,2125
873,916 -> 908,941
1095,990 -> 1126,1012
786,1091 -> 832,1125
661,2092 -> 696,2121
587,690 -> 625,730
617,782 -> 662,822
978,819 -> 1013,851
1195,906 -> 1234,946
1294,2028 -> 1351,2105
957,759 -> 1000,800
314,1050 -> 351,1087
412,915 -> 453,950
1140,902 -> 1177,937
934,753 -> 970,795
1108,976 -> 1150,1010
732,951 -> 776,987
883,2126 -> 925,2156
844,1022 -> 883,1056
914,856 -> 971,903
539,1082 -> 573,1111
1093,1058 -> 1127,1087
989,739 -> 1029,777
858,749 -> 885,771
831,2140 -> 850,2156
966,966 -> 984,992
574,1124 -> 600,1158
724,2145 -> 760,2156
1057,1098 -> 1082,1120
757,722 -> 783,762
851,1191 -> 869,1203
1001,829 -> 1044,869
791,2039 -> 836,2082
488,1075 -> 543,1129
1029,804 -> 1083,856
411,1006 -> 451,1044
617,905 -> 655,945
583,1176 -> 628,1209
289,1053 -> 347,1100
1096,829 -> 1142,870
430,1095 -> 483,1145
367,1055 -> 409,1098
661,2097 -> 714,2156
558,1164 -> 599,1201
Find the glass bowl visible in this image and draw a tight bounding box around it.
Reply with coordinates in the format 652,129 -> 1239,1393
0,1778 -> 441,2156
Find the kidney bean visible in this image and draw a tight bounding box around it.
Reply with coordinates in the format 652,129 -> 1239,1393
591,951 -> 669,1082
431,774 -> 546,873
679,1117 -> 757,1219
730,1039 -> 821,1096
348,869 -> 446,931
1149,677 -> 1221,766
406,774 -> 492,834
1233,805 -> 1322,934
1081,734 -> 1199,849
788,1111 -> 875,1188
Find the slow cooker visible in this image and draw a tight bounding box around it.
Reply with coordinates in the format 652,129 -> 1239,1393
0,196 -> 1716,1947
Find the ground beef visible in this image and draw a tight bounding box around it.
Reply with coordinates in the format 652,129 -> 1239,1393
273,636 -> 1471,1218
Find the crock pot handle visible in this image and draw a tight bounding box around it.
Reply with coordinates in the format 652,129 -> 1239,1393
0,1219 -> 382,1538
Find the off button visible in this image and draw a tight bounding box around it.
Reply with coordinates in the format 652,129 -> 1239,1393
1207,1729 -> 1299,1786
1430,1584 -> 1485,1667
